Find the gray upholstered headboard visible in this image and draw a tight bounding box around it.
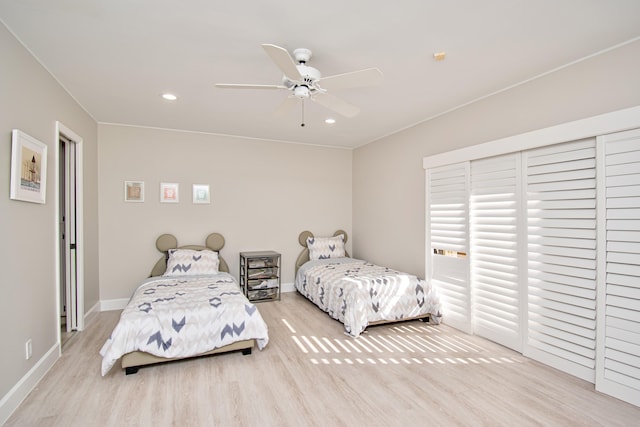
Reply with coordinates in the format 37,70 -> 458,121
149,232 -> 229,277
294,229 -> 350,274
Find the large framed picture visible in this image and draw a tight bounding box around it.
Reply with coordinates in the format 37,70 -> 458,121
10,129 -> 48,204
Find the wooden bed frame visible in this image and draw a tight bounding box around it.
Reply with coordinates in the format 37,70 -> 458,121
294,230 -> 430,329
119,233 -> 255,374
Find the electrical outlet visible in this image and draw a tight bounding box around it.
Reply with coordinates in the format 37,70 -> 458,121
25,339 -> 32,360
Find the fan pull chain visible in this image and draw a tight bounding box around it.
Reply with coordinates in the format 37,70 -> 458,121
300,100 -> 305,127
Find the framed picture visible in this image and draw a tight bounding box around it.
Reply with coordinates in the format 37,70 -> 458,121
192,184 -> 210,204
124,181 -> 144,202
160,182 -> 179,203
10,129 -> 48,204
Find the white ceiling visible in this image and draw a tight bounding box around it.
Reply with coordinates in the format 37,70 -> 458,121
1,1 -> 640,148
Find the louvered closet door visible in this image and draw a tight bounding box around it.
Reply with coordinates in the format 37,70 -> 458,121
525,138 -> 597,383
427,162 -> 471,333
470,153 -> 522,351
596,128 -> 640,407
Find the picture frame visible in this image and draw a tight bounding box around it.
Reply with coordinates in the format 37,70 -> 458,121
124,181 -> 144,202
10,129 -> 48,204
160,182 -> 179,203
192,184 -> 210,204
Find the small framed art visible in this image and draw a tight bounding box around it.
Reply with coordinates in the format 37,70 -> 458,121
192,184 -> 210,204
124,181 -> 144,202
10,129 -> 48,204
160,182 -> 179,203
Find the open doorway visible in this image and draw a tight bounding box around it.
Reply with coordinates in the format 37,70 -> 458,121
57,122 -> 85,349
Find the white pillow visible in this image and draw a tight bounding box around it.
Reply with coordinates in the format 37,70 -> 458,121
163,249 -> 219,276
307,234 -> 346,260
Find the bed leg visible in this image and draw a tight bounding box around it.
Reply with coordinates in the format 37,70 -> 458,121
125,366 -> 139,375
241,348 -> 252,356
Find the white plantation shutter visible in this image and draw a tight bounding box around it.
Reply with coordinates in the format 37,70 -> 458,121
470,153 -> 522,351
596,128 -> 640,407
425,121 -> 640,407
525,138 -> 597,382
427,162 -> 471,333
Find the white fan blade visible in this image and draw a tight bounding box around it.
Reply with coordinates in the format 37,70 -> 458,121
318,67 -> 383,90
262,44 -> 301,80
215,83 -> 286,90
312,92 -> 360,118
274,96 -> 299,117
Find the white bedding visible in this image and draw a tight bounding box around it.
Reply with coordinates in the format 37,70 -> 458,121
295,258 -> 441,337
100,272 -> 269,375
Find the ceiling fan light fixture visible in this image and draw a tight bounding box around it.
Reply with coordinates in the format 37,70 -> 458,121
293,85 -> 310,99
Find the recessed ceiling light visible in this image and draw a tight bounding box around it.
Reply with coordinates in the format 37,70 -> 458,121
433,52 -> 446,61
162,93 -> 177,101
325,118 -> 336,125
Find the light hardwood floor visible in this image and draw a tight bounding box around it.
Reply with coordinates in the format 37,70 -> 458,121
6,292 -> 640,426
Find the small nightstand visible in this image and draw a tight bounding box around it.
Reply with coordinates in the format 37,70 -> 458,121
239,251 -> 281,302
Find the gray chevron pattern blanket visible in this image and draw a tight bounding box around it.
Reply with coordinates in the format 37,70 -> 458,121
295,258 -> 441,337
100,273 -> 269,375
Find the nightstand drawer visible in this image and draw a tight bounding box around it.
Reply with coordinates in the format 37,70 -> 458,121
247,287 -> 278,301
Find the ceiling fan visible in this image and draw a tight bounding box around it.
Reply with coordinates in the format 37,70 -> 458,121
215,44 -> 383,119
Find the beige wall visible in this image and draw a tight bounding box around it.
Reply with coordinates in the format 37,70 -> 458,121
0,24 -> 99,406
98,125 -> 352,300
353,39 -> 640,278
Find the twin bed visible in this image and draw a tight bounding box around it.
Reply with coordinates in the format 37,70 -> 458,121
294,230 -> 442,337
100,229 -> 441,375
100,233 -> 269,375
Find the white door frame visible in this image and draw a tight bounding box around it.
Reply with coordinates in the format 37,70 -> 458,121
55,122 -> 85,347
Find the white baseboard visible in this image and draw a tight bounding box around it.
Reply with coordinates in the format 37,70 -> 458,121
86,300 -> 100,317
82,300 -> 101,329
281,282 -> 295,293
0,343 -> 59,426
100,298 -> 130,311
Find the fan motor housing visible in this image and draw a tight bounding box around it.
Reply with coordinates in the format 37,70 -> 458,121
297,64 -> 321,82
282,64 -> 321,91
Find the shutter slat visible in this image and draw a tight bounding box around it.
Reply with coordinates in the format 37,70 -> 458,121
529,290 -> 596,313
530,312 -> 596,340
533,271 -> 596,290
529,188 -> 596,201
528,178 -> 596,193
607,174 -> 640,187
528,337 -> 595,368
608,219 -> 640,231
527,144 -> 596,166
606,284 -> 640,300
605,349 -> 640,374
530,235 -> 596,250
607,185 -> 640,198
606,306 -> 640,323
